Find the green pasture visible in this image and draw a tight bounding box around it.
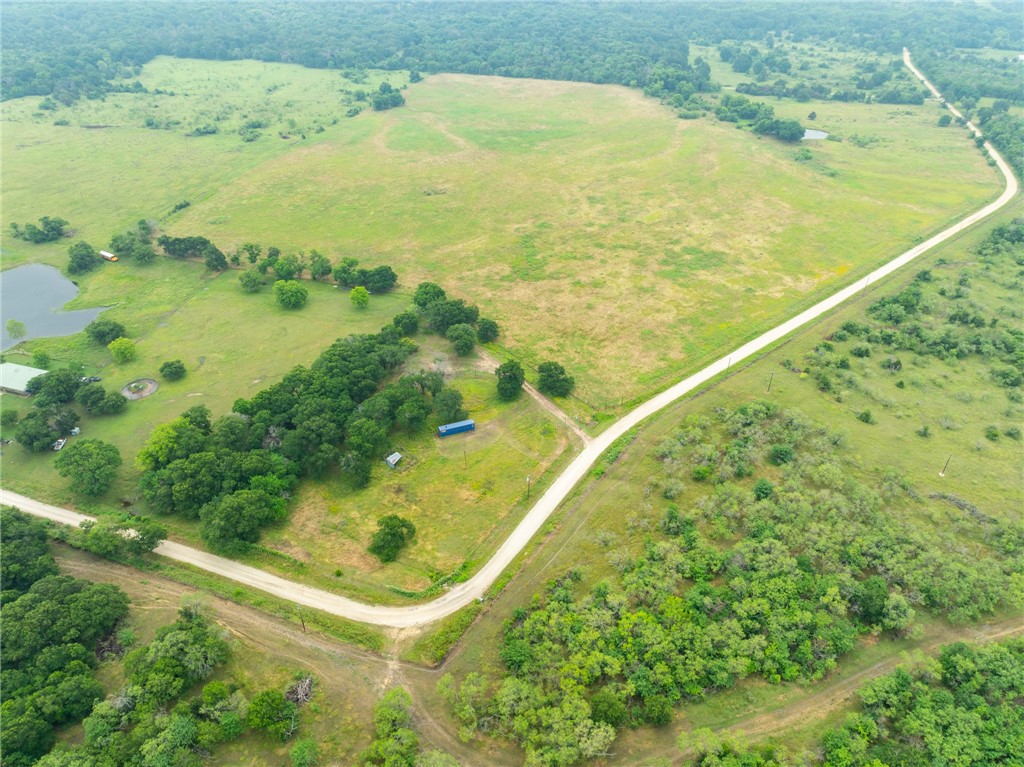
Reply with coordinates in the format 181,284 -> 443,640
3,55 -> 1003,412
0,267 -> 406,504
231,336 -> 578,603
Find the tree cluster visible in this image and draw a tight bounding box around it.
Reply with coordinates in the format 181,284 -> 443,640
799,221 -> 1024,405
412,281 -> 499,358
0,509 -> 131,767
822,639 -> 1024,766
437,397 -> 1019,765
333,257 -> 398,293
108,220 -> 157,264
34,606 -> 242,766
9,216 -> 68,243
67,240 -> 101,274
136,328 -> 458,550
371,81 -> 405,111
156,234 -> 226,269
715,94 -> 804,141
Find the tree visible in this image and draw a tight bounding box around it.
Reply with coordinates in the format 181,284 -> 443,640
30,369 -> 81,406
108,337 -> 136,363
368,515 -> 416,563
290,738 -> 319,767
427,299 -> 479,334
54,439 -> 122,495
247,689 -> 298,741
332,256 -> 360,286
199,488 -> 285,550
203,244 -> 228,271
15,408 -> 78,452
159,359 -> 187,381
476,318 -> 499,343
67,241 -> 100,274
6,319 -> 27,340
393,311 -> 419,336
274,254 -> 303,281
239,270 -> 263,293
274,280 -> 308,309
496,360 -> 525,401
413,282 -> 446,308
537,361 -> 575,397
446,323 -> 476,355
433,388 -> 466,423
308,250 -> 332,281
364,265 -> 398,293
85,319 -> 126,345
350,286 -> 370,309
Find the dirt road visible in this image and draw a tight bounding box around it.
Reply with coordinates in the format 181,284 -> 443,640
1,50 -> 1017,629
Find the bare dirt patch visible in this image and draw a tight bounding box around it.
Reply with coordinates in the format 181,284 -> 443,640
121,377 -> 159,400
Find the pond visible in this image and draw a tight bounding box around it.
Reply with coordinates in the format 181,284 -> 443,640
802,129 -> 829,140
1,264 -> 107,350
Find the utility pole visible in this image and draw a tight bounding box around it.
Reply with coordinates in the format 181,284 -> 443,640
767,372 -> 774,393
939,454 -> 952,477
526,475 -> 531,501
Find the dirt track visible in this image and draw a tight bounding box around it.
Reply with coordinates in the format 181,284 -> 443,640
1,50 -> 1017,630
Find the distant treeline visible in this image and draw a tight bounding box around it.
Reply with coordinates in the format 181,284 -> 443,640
2,2 -> 1020,104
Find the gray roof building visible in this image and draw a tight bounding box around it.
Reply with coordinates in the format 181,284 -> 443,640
0,362 -> 48,395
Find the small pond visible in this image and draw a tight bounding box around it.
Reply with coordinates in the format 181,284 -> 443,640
802,129 -> 829,140
1,264 -> 107,350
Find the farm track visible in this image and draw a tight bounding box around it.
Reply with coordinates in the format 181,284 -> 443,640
1,51 -> 1018,630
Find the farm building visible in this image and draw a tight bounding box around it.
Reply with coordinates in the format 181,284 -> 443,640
437,419 -> 475,437
0,362 -> 47,395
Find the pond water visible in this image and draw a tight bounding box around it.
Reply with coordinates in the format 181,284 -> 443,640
802,129 -> 829,140
1,264 -> 107,350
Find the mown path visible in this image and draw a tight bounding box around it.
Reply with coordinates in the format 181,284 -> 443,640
1,51 -> 1017,629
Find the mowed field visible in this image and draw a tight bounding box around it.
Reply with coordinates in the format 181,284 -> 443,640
2,55 -> 1003,412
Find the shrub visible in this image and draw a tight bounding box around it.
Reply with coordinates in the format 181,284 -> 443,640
108,338 -> 136,363
446,323 -> 476,355
350,286 -> 370,309
753,478 -> 775,500
85,319 -> 126,345
857,410 -> 875,424
239,270 -> 263,293
984,425 -> 1000,441
850,343 -> 872,358
691,465 -> 712,482
537,361 -> 575,397
1,410 -> 19,427
1004,426 -> 1022,440
274,280 -> 308,309
160,360 -> 187,381
917,425 -> 931,438
768,444 -> 794,465
368,515 -> 416,563
393,311 -> 419,336
495,360 -> 525,401
476,318 -> 499,343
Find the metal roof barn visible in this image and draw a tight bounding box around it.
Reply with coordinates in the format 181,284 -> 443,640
0,362 -> 48,395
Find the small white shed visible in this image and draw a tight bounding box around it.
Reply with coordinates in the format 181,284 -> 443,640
385,452 -> 402,469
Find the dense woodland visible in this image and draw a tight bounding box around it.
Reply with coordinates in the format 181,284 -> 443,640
2,2 -> 1020,104
681,638 -> 1024,766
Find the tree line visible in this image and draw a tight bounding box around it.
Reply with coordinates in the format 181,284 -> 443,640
679,638 -> 1024,766
3,2 -> 1019,105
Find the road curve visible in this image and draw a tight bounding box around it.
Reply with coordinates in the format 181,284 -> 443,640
2,51 -> 1018,628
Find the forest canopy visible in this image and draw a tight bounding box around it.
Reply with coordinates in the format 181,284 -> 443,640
2,2 -> 1021,103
